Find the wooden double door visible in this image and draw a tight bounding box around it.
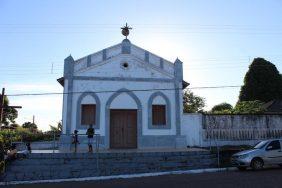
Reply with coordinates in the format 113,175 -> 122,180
110,109 -> 137,149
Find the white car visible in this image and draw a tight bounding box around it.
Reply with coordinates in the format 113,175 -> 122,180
231,139 -> 282,170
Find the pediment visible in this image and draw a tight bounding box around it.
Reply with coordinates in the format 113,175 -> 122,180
74,53 -> 174,79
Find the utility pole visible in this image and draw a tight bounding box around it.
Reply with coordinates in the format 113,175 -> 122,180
32,115 -> 35,124
0,88 -> 22,130
0,88 -> 5,127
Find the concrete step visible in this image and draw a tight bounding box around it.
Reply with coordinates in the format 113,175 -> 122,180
11,154 -> 216,166
7,158 -> 216,173
2,151 -> 217,182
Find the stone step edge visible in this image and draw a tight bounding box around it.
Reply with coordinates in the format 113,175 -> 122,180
0,167 -> 237,186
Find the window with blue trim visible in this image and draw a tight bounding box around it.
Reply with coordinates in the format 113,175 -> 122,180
81,104 -> 96,125
152,105 -> 166,125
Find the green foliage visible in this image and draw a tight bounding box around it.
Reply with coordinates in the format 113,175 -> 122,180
48,121 -> 62,136
0,129 -> 21,149
22,122 -> 38,131
183,90 -> 205,113
49,121 -> 62,133
0,95 -> 18,126
0,127 -> 54,149
10,123 -> 20,129
233,100 -> 265,114
239,58 -> 282,102
211,102 -> 233,114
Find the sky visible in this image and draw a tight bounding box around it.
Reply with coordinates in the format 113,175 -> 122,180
0,0 -> 282,131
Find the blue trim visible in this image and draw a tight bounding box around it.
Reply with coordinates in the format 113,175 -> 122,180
102,49 -> 107,60
64,55 -> 74,135
87,55 -> 91,67
121,39 -> 131,54
73,76 -> 174,83
145,51 -> 149,62
174,58 -> 183,135
105,88 -> 142,149
76,91 -> 101,130
160,58 -> 164,69
148,91 -> 171,129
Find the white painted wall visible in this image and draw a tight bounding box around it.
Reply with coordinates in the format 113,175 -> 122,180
182,113 -> 282,147
152,96 -> 166,105
81,95 -> 96,104
182,113 -> 203,147
74,54 -> 173,79
62,79 -> 68,134
110,92 -> 137,109
70,79 -> 177,136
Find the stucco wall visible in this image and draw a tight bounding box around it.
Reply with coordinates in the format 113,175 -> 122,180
71,79 -> 177,136
182,114 -> 282,147
181,113 -> 203,147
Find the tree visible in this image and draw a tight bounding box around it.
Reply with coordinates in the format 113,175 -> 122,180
10,123 -> 20,129
239,58 -> 282,102
0,94 -> 18,126
183,90 -> 205,113
233,100 -> 265,114
49,121 -> 62,134
22,122 -> 38,131
211,102 -> 233,114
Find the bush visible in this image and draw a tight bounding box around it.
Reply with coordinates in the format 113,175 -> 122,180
233,100 -> 265,114
211,103 -> 233,114
0,127 -> 56,149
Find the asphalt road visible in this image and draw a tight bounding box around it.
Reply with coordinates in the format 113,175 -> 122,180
4,168 -> 282,188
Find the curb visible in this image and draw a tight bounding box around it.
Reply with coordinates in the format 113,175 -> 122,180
0,167 -> 237,186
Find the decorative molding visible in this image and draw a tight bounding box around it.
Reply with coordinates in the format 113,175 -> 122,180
160,58 -> 164,69
174,58 -> 183,135
64,55 -> 74,135
145,50 -> 149,62
73,76 -> 175,83
76,91 -> 101,130
73,52 -> 174,78
121,39 -> 131,54
148,91 -> 171,129
102,49 -> 107,60
87,55 -> 91,67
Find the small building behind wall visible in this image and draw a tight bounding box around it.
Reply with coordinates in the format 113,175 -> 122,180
58,39 -> 188,150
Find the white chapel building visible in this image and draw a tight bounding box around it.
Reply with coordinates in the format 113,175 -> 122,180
58,28 -> 189,149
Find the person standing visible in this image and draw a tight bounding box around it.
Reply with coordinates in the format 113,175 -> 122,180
72,130 -> 79,153
86,124 -> 95,153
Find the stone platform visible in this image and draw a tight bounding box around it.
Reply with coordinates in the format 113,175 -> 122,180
1,149 -> 217,182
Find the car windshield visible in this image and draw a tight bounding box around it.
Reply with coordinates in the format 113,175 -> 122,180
254,141 -> 269,149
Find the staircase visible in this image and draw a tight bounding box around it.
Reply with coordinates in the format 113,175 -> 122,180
1,150 -> 217,182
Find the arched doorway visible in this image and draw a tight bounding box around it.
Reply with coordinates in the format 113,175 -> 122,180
105,88 -> 142,149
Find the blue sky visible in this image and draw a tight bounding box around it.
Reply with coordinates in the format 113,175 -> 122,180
0,0 -> 282,130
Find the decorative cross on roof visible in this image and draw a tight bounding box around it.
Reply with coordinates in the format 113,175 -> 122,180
121,23 -> 132,39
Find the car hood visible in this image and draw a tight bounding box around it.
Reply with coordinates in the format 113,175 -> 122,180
233,149 -> 258,156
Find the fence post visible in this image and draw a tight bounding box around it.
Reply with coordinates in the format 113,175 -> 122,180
96,135 -> 100,175
53,131 -> 55,153
217,144 -> 220,168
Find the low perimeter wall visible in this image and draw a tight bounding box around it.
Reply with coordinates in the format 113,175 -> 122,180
182,113 -> 282,147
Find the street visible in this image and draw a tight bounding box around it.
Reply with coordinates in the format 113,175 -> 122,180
4,168 -> 282,188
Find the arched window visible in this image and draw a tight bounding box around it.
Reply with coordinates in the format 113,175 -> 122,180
76,92 -> 100,130
148,92 -> 171,129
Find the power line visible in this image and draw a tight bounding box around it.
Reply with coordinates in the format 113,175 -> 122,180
5,85 -> 241,97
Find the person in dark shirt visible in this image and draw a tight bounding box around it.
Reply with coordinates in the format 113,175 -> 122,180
72,130 -> 79,153
26,142 -> 31,153
86,124 -> 95,153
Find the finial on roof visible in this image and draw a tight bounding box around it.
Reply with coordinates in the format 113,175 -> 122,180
121,23 -> 132,39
